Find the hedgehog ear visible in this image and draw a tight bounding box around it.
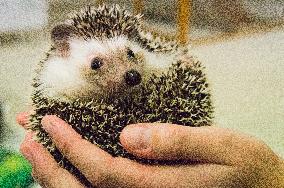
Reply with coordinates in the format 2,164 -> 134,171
51,24 -> 76,42
51,24 -> 76,56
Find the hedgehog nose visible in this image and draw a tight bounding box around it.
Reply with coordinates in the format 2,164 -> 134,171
124,70 -> 141,86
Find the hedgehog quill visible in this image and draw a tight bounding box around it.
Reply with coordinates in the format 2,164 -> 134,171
29,4 -> 213,186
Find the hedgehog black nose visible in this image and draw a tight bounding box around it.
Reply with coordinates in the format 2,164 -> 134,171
124,70 -> 141,86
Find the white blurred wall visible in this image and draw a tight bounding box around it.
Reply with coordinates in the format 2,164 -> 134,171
0,0 -> 48,32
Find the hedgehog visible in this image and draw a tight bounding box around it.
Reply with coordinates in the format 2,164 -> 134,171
29,4 -> 213,186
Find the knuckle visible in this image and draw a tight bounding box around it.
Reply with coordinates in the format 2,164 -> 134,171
252,139 -> 267,152
230,135 -> 280,168
171,128 -> 189,154
219,131 -> 236,150
245,138 -> 267,156
249,139 -> 280,164
32,167 -> 56,187
88,157 -> 115,187
19,141 -> 32,159
152,126 -> 188,158
104,157 -> 118,175
57,137 -> 75,156
151,127 -> 170,152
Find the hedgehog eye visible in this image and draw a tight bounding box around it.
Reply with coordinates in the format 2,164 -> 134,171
127,49 -> 135,59
91,58 -> 103,70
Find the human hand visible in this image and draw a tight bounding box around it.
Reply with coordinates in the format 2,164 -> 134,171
17,112 -> 284,188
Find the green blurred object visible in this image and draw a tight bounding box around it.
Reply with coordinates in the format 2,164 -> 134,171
0,102 -> 4,143
0,148 -> 33,188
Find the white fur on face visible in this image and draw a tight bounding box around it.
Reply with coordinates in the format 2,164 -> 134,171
39,36 -> 178,101
39,36 -> 129,100
39,56 -> 85,98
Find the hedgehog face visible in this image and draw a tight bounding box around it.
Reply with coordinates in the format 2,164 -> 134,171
79,38 -> 145,98
39,20 -> 180,102
39,36 -> 146,101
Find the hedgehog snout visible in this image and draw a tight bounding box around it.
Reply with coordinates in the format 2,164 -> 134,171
124,70 -> 141,86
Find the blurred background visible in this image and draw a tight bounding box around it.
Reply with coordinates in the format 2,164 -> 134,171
0,0 -> 283,187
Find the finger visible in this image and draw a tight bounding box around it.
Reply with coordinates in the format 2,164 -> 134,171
120,123 -> 274,166
20,132 -> 84,188
106,157 -> 234,188
16,112 -> 30,128
41,115 -> 114,186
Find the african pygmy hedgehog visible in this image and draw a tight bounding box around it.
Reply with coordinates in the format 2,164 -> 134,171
29,4 -> 213,186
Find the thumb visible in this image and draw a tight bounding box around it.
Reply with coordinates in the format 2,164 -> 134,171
120,123 -> 199,161
119,123 -> 265,165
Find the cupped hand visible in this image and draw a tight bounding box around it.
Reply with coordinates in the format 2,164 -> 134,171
17,112 -> 284,188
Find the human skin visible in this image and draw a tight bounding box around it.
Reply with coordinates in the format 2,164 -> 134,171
17,112 -> 284,188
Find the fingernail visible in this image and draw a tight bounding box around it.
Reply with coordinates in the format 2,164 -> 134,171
122,127 -> 152,151
16,112 -> 29,126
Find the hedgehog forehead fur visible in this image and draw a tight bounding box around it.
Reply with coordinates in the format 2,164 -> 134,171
66,4 -> 142,40
65,4 -> 183,53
